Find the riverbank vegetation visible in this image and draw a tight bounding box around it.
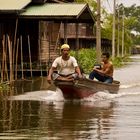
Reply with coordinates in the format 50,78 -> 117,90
0,82 -> 10,91
70,48 -> 131,74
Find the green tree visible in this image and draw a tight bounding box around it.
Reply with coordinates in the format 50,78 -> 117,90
101,4 -> 139,55
75,0 -> 108,19
75,1 -> 139,55
118,4 -> 140,45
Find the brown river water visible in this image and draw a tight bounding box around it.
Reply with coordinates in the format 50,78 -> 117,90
1,55 -> 140,140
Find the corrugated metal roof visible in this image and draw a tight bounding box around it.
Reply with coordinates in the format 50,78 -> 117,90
21,3 -> 87,16
0,0 -> 31,10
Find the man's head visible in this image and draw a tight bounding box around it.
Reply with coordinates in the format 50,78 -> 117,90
102,52 -> 110,58
101,52 -> 110,63
61,44 -> 70,56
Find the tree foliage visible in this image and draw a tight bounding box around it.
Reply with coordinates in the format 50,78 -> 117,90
75,0 -> 108,19
118,4 -> 140,44
75,0 -> 140,54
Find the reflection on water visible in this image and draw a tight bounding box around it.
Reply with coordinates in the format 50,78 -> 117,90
0,98 -> 115,139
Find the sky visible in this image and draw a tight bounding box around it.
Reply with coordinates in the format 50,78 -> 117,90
102,0 -> 140,13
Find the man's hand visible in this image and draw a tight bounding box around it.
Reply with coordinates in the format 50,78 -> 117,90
78,74 -> 84,79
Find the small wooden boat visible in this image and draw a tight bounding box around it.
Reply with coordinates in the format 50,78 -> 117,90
54,78 -> 120,100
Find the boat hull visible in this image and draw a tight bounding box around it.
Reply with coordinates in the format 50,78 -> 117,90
54,78 -> 120,100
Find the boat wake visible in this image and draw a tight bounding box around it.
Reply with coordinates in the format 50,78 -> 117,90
83,82 -> 140,102
120,82 -> 140,89
9,88 -> 65,102
9,81 -> 140,103
79,81 -> 140,102
82,90 -> 140,102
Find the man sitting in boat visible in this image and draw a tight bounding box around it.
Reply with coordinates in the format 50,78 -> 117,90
47,44 -> 82,83
89,52 -> 114,83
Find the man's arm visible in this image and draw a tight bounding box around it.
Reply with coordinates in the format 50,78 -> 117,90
93,68 -> 104,76
47,67 -> 56,83
94,63 -> 113,76
75,66 -> 82,78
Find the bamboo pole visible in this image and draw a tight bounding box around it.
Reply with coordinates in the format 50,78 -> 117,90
15,38 -> 19,80
38,36 -> 43,77
38,21 -> 43,77
1,35 -> 5,82
7,35 -> 13,83
20,36 -> 24,80
27,35 -> 33,78
2,35 -> 9,82
3,37 -> 9,82
13,18 -> 18,79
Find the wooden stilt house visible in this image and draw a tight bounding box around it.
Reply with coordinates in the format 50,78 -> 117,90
0,0 -> 111,80
0,0 -> 97,80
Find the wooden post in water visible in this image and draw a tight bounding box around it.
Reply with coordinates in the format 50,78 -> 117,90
4,37 -> 9,81
13,19 -> 18,79
15,38 -> 19,80
38,38 -> 43,77
7,35 -> 13,83
1,35 -> 5,82
1,35 -> 8,82
27,35 -> 33,78
20,36 -> 24,80
2,36 -> 9,82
